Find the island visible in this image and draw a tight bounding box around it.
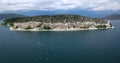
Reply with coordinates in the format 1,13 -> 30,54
2,14 -> 113,31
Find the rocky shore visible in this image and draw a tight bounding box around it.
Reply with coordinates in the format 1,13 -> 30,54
9,21 -> 112,31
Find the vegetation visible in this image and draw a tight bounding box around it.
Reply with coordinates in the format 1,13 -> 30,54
25,26 -> 33,29
3,14 -> 108,26
96,25 -> 107,29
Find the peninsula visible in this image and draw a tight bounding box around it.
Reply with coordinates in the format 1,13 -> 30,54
2,14 -> 113,31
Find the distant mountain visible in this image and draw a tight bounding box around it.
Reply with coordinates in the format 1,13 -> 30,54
0,13 -> 27,20
104,14 -> 120,20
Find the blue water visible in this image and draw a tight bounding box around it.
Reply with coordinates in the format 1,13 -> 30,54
0,20 -> 120,63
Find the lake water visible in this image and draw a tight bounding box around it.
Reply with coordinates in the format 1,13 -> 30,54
0,20 -> 120,63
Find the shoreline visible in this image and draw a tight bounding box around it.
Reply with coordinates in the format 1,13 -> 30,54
10,27 -> 114,31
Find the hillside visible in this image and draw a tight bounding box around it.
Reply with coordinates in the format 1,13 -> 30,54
104,14 -> 120,20
0,13 -> 27,20
3,14 -> 107,24
2,14 -> 112,31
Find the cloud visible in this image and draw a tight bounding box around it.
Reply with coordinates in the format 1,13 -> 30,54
0,0 -> 120,12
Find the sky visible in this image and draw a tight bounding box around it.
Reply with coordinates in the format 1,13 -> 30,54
0,0 -> 120,17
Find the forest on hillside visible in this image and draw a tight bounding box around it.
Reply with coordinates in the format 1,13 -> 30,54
3,14 -> 108,25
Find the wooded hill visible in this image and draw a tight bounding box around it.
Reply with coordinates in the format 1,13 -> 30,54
3,14 -> 108,25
